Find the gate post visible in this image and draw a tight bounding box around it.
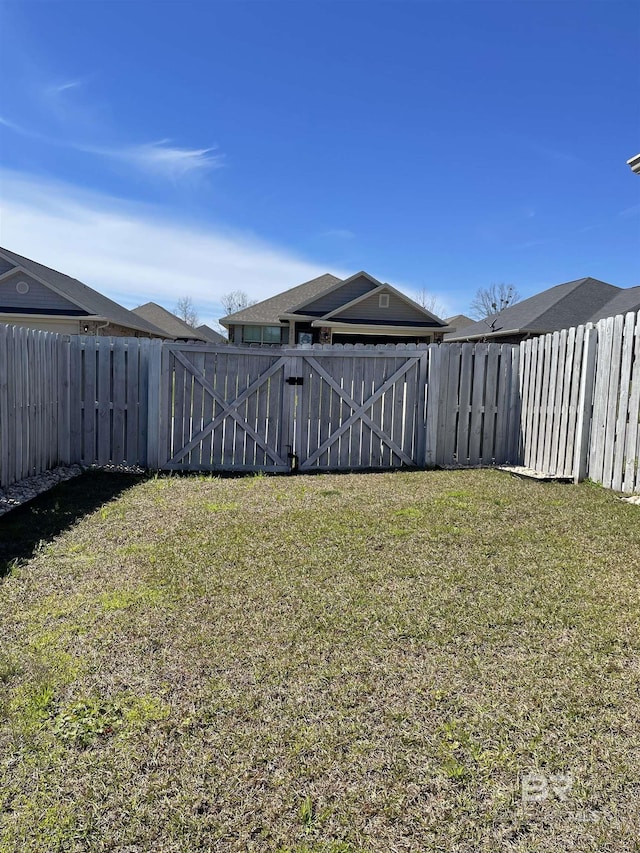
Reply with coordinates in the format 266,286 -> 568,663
415,348 -> 429,467
146,339 -> 163,470
424,344 -> 441,468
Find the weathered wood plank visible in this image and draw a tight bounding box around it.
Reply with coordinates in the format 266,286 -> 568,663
564,324 -> 585,478
468,344 -> 487,466
542,332 -> 560,473
112,338 -> 127,464
82,337 -> 96,464
623,314 -> 640,493
601,315 -> 624,489
555,328 -> 572,476
611,312 -> 636,492
145,339 -> 162,469
0,326 -> 9,486
589,317 -> 614,483
57,336 -> 71,465
573,327 -> 598,483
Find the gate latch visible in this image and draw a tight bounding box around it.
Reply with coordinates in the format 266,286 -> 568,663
286,376 -> 304,385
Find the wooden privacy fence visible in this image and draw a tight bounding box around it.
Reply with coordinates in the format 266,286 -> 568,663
154,342 -> 520,473
1,311 -> 639,493
68,336 -> 155,468
588,312 -> 640,493
518,310 -> 640,493
0,324 -> 71,488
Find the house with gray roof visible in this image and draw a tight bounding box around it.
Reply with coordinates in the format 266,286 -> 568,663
444,314 -> 473,335
220,271 -> 449,346
0,247 -> 166,337
588,286 -> 640,323
445,277 -> 635,343
132,302 -> 226,343
195,323 -> 228,344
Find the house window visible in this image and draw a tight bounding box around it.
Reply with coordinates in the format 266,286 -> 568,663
378,293 -> 389,308
242,326 -> 262,342
242,325 -> 283,344
262,326 -> 282,343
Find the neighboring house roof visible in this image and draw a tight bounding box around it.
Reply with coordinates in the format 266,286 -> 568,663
589,286 -> 640,322
220,271 -> 447,329
195,323 -> 228,344
220,273 -> 342,325
0,247 -> 166,336
445,277 -> 622,341
445,314 -> 473,330
132,302 -> 207,340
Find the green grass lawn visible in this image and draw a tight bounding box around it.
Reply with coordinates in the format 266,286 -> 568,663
1,469 -> 640,852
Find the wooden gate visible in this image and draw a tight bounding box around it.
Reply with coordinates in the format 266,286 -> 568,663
291,347 -> 428,470
157,343 -> 430,473
157,344 -> 292,472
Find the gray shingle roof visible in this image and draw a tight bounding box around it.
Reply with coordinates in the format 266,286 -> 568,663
445,314 -> 473,330
589,286 -> 640,322
195,323 -> 228,344
445,277 -> 622,341
0,247 -> 166,336
132,302 -> 207,340
219,273 -> 342,325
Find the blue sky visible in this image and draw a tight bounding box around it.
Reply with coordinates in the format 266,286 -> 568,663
0,0 -> 638,325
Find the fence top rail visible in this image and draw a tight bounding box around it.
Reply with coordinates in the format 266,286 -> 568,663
158,341 -> 520,356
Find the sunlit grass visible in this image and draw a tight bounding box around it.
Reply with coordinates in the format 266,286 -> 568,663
1,469 -> 639,851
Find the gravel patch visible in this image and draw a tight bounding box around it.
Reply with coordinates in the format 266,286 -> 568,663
0,465 -> 84,517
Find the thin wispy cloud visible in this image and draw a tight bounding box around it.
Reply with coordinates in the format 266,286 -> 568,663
0,116 -> 32,134
0,169 -> 342,328
90,140 -> 224,180
0,114 -> 222,182
46,79 -> 83,95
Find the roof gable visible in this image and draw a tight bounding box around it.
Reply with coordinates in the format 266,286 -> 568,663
324,283 -> 447,326
0,247 -> 166,336
0,269 -> 88,314
287,272 -> 380,317
195,323 -> 228,344
132,303 -> 205,340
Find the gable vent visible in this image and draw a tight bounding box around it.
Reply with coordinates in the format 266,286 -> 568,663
378,293 -> 389,308
16,281 -> 30,295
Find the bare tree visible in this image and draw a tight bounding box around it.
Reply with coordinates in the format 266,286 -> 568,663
174,296 -> 200,328
469,283 -> 520,320
414,288 -> 447,320
220,290 -> 257,316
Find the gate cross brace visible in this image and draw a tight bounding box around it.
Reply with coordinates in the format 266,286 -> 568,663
301,355 -> 421,468
169,350 -> 288,466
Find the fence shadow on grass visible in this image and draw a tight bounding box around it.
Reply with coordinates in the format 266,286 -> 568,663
0,472 -> 147,578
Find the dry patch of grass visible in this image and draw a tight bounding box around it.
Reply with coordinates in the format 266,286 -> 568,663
1,469 -> 640,851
